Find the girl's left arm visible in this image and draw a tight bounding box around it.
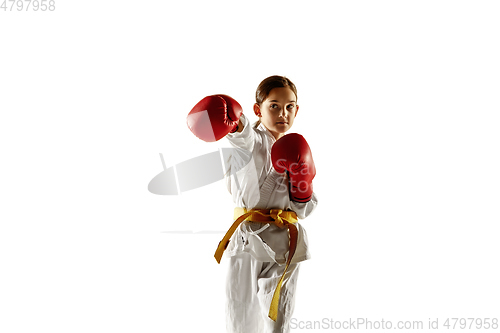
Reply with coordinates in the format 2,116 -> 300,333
290,192 -> 319,219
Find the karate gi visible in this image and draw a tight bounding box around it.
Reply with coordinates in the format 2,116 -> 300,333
223,114 -> 318,333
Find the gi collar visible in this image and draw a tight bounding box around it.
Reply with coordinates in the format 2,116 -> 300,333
256,121 -> 278,144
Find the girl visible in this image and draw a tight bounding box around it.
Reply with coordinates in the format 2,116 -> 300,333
187,75 -> 318,332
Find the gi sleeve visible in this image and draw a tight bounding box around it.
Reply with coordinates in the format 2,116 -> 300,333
290,191 -> 319,219
225,113 -> 255,152
223,114 -> 261,206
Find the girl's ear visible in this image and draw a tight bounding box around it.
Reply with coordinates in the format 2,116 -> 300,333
253,103 -> 262,117
295,105 -> 299,117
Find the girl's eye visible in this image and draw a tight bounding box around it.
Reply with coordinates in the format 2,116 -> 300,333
287,104 -> 294,109
270,104 -> 278,109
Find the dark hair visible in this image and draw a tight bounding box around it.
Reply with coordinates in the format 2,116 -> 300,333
255,75 -> 298,105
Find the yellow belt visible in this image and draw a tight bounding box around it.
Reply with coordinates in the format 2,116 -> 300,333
214,207 -> 299,322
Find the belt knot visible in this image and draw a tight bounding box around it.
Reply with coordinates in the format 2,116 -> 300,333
270,209 -> 284,227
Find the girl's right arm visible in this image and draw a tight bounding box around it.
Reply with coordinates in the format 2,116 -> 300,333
226,113 -> 256,152
236,119 -> 244,132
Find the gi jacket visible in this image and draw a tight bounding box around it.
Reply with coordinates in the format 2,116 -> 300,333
224,114 -> 318,264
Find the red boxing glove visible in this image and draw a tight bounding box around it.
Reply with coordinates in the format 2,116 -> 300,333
187,94 -> 243,142
271,133 -> 316,202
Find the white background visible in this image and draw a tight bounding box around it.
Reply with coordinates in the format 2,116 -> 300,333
1,1 -> 499,332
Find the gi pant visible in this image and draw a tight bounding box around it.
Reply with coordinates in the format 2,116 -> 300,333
225,252 -> 300,333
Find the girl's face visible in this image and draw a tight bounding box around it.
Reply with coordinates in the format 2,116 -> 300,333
254,87 -> 299,140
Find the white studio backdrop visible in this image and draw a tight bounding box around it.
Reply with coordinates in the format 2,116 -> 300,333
1,1 -> 499,332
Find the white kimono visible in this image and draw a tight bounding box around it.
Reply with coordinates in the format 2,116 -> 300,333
223,114 -> 318,333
